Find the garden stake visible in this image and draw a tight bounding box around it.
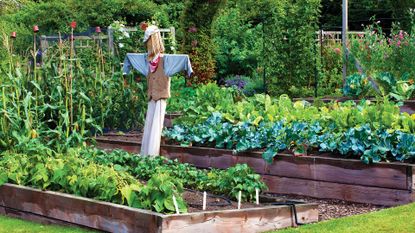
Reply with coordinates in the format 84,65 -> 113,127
10,32 -> 16,72
32,25 -> 39,125
238,191 -> 242,210
70,26 -> 74,129
172,195 -> 180,214
203,191 -> 207,210
256,188 -> 259,205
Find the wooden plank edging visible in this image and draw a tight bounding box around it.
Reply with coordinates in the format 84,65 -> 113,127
0,183 -> 318,233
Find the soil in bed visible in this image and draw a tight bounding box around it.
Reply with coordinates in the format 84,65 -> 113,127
98,133 -> 143,142
182,190 -> 383,221
183,190 -> 268,212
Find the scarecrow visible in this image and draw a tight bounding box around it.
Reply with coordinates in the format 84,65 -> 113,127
123,23 -> 193,156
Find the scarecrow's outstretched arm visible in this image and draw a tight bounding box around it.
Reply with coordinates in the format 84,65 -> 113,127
123,53 -> 149,77
163,54 -> 193,77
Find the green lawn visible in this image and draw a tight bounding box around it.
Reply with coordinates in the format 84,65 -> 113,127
0,215 -> 93,233
276,202 -> 415,233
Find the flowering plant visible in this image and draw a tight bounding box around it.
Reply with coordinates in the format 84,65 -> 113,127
348,23 -> 415,99
225,75 -> 246,90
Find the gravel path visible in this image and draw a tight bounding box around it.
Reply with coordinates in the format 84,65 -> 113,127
264,193 -> 383,221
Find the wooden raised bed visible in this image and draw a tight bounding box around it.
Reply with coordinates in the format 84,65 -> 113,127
164,112 -> 183,128
0,183 -> 318,233
96,138 -> 415,206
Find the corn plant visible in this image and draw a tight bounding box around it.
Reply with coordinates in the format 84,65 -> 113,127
0,27 -> 147,153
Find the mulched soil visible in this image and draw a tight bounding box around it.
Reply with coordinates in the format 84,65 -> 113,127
263,193 -> 383,221
97,133 -> 142,142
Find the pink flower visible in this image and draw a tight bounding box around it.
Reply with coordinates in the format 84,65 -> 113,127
397,41 -> 401,47
399,30 -> 404,40
188,26 -> 197,33
358,33 -> 364,38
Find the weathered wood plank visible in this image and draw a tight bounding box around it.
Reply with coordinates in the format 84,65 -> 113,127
0,184 -> 161,233
267,155 -> 409,190
158,144 -> 412,190
96,139 -> 140,153
0,205 -> 92,230
262,175 -> 412,206
410,167 -> 415,192
161,204 -> 318,233
0,184 -> 318,233
210,154 -> 237,169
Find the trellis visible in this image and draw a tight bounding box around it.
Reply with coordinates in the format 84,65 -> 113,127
316,30 -> 364,43
40,26 -> 176,55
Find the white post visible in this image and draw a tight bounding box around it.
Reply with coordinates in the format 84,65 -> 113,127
255,188 -> 259,205
342,0 -> 348,87
237,191 -> 242,210
203,191 -> 207,210
172,195 -> 180,214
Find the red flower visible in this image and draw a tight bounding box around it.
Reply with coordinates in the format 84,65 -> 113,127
139,22 -> 148,31
33,25 -> 39,33
10,32 -> 16,38
95,26 -> 101,33
70,21 -> 77,29
333,47 -> 341,55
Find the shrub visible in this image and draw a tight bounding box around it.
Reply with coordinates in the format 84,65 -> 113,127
264,0 -> 321,97
180,0 -> 224,84
212,6 -> 263,78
